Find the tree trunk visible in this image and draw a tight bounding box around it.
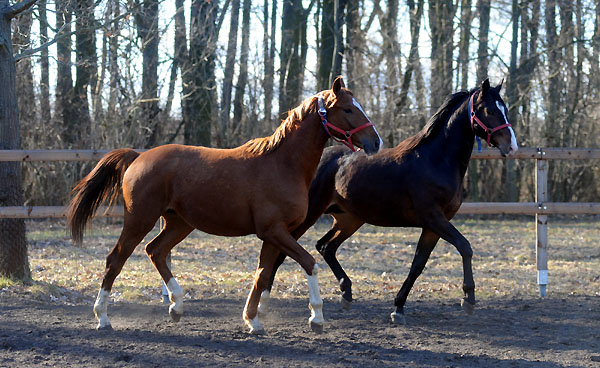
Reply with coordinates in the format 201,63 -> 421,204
476,0 -> 490,83
380,0 -> 399,144
13,7 -> 36,135
279,0 -> 311,117
56,0 -> 74,146
0,0 -> 36,281
263,0 -> 276,132
108,0 -> 120,117
458,0 -> 472,89
429,0 -> 455,113
233,0 -> 250,138
72,0 -> 96,148
136,0 -> 160,147
219,0 -> 239,146
329,0 -> 346,84
317,0 -> 334,91
39,0 -> 51,126
504,0 -> 520,201
345,0 -> 362,92
183,0 -> 220,146
396,0 -> 423,113
545,0 -> 560,147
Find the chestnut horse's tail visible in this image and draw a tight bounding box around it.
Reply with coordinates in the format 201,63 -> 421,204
67,148 -> 140,244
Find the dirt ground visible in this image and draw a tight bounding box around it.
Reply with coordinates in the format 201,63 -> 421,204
1,217 -> 599,367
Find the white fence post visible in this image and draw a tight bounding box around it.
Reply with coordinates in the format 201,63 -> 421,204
536,150 -> 549,297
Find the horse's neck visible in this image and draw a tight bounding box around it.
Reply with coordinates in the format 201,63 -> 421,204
278,113 -> 329,184
428,101 -> 475,177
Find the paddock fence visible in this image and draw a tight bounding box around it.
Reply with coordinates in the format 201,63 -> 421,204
1,147 -> 599,297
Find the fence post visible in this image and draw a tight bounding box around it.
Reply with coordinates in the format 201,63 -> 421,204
536,150 -> 548,297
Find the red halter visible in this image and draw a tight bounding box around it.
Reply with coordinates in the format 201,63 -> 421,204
317,95 -> 374,152
468,92 -> 512,147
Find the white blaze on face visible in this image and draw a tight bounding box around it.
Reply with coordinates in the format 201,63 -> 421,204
353,97 -> 383,151
496,100 -> 519,153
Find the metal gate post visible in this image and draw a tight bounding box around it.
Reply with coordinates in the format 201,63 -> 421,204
536,150 -> 548,297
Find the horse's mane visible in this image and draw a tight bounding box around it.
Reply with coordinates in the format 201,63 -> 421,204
393,89 -> 474,156
243,95 -> 320,155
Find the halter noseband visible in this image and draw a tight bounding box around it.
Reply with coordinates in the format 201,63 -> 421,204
317,95 -> 374,152
468,91 -> 512,147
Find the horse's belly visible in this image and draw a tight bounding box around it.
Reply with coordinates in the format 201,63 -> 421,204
174,199 -> 255,237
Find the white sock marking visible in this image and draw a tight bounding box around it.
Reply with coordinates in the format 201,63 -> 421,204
93,288 -> 111,328
257,289 -> 270,315
305,264 -> 324,326
166,278 -> 184,315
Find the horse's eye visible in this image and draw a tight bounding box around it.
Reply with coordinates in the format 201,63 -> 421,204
344,108 -> 353,114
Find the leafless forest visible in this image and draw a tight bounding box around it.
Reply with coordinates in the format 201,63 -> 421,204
9,0 -> 600,205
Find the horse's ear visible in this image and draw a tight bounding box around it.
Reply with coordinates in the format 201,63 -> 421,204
332,76 -> 345,96
480,78 -> 490,96
494,79 -> 504,93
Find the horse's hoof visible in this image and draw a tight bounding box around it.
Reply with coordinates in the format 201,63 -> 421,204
310,321 -> 324,334
340,296 -> 352,311
96,323 -> 113,331
461,298 -> 475,315
169,309 -> 183,322
390,311 -> 406,325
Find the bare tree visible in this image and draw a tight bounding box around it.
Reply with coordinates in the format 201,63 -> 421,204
0,0 -> 38,280
136,0 -> 161,147
233,0 -> 251,138
219,0 -> 240,146
263,0 -> 276,131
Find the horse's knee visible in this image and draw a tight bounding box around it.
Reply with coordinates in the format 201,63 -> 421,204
457,240 -> 473,259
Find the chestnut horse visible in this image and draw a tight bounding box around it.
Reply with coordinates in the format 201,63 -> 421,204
67,77 -> 382,334
262,79 -> 518,324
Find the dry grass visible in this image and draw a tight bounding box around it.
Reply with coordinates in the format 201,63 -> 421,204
4,216 -> 599,305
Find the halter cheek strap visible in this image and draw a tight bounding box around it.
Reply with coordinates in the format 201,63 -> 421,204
317,95 -> 373,152
469,92 -> 512,147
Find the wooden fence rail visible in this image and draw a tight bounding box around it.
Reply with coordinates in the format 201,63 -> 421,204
1,148 -> 599,297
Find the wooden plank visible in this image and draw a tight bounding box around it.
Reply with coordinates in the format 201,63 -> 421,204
0,149 -> 146,162
0,148 -> 598,162
0,206 -> 123,218
457,202 -> 539,214
471,147 -> 600,160
1,202 -> 598,219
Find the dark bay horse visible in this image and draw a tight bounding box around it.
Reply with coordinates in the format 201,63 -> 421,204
262,79 -> 518,324
67,77 -> 382,334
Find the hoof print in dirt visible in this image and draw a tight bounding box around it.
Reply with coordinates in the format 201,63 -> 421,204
461,299 -> 475,315
390,311 -> 406,325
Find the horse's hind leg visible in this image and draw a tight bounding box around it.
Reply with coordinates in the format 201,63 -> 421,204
94,215 -> 157,330
144,213 -> 193,322
317,215 -> 363,309
391,228 -> 439,325
243,241 -> 279,334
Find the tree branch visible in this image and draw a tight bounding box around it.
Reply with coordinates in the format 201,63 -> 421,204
7,0 -> 38,19
14,6 -> 134,62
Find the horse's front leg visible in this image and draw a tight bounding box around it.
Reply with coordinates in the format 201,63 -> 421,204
260,224 -> 325,333
425,214 -> 476,315
392,228 -> 439,324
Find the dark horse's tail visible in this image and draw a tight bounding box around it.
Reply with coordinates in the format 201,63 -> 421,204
67,149 -> 140,244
